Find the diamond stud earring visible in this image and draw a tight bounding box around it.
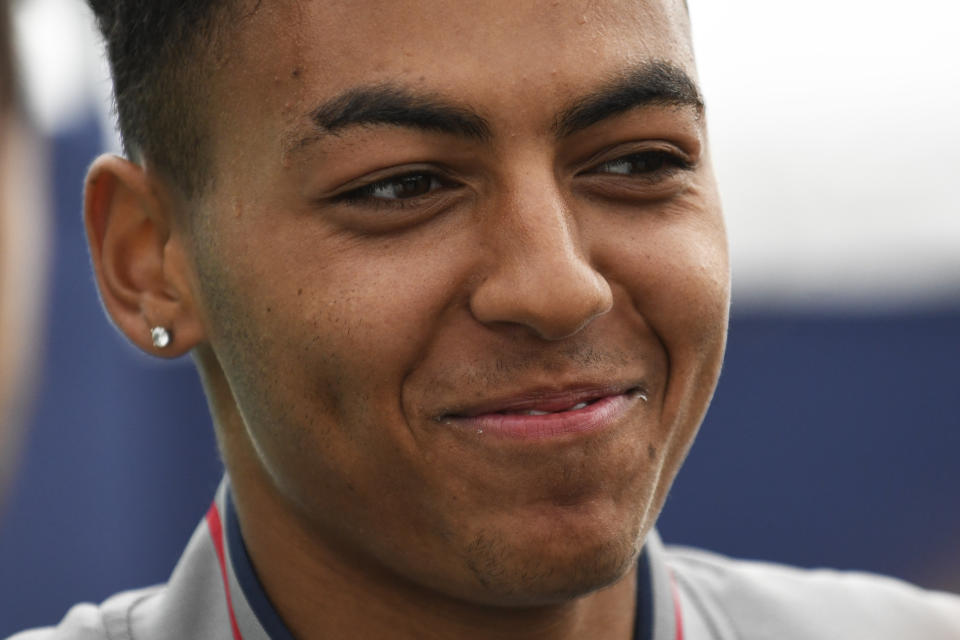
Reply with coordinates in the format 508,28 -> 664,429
150,326 -> 172,349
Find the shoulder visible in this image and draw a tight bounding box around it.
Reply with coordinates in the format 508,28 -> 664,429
5,587 -> 163,640
666,545 -> 960,640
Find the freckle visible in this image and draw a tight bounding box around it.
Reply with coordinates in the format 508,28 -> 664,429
266,306 -> 272,313
291,66 -> 302,78
298,288 -> 303,296
647,444 -> 657,461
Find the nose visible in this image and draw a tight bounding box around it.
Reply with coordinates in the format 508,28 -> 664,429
469,184 -> 613,341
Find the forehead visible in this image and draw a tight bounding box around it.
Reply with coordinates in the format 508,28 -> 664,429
242,0 -> 691,66
209,0 -> 694,169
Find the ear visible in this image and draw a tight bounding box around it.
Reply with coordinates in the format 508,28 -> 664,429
84,154 -> 206,357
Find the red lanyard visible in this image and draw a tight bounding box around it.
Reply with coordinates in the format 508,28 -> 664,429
206,503 -> 244,640
670,571 -> 685,640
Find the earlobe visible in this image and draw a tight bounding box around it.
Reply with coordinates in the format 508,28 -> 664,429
84,154 -> 205,357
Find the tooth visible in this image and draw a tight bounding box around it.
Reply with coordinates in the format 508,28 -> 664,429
523,410 -> 550,416
570,402 -> 588,410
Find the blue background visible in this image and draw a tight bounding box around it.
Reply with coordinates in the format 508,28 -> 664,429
1,119 -> 958,635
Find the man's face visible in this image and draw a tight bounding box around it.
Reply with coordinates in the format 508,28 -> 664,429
187,0 -> 728,606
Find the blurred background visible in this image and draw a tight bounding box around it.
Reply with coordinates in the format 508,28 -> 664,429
0,0 -> 958,633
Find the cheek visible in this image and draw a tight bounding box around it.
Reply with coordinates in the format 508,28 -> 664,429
603,206 -> 729,352
195,217 -> 475,499
654,225 -> 730,362
601,203 -> 730,433
291,235 -> 472,400
596,208 -> 729,522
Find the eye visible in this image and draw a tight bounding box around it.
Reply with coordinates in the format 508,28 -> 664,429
591,150 -> 690,177
339,171 -> 450,204
321,166 -> 466,232
576,147 -> 696,203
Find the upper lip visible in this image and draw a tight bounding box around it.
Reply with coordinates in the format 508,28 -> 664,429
439,382 -> 645,419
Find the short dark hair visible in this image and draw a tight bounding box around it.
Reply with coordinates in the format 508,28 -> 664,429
87,0 -> 235,197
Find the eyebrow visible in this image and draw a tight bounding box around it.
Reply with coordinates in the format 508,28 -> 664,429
296,60 -> 702,150
309,85 -> 492,141
553,60 -> 703,137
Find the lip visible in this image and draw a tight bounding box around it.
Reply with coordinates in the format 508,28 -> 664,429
438,384 -> 647,441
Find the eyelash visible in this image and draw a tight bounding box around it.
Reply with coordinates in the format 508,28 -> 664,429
333,149 -> 692,209
587,149 -> 693,178
334,172 -> 457,209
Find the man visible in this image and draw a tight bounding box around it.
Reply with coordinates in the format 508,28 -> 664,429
9,0 -> 960,638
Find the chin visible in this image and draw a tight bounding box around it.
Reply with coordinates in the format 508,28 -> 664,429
458,512 -> 644,607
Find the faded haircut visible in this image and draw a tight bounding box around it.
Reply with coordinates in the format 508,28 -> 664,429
87,0 -> 238,198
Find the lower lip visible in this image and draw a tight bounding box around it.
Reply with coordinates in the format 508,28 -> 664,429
447,393 -> 637,441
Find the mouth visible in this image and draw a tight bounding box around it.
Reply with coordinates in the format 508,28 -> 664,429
437,384 -> 649,440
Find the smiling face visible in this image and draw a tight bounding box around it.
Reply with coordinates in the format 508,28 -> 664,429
179,0 -> 728,608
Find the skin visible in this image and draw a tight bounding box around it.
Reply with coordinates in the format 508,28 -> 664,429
84,0 -> 729,638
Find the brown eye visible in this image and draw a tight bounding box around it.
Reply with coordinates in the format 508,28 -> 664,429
393,174 -> 432,198
593,150 -> 687,176
350,172 -> 443,202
